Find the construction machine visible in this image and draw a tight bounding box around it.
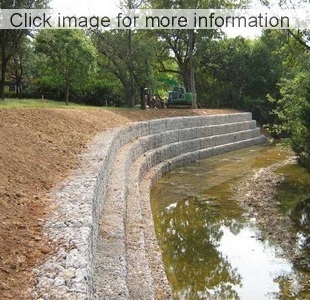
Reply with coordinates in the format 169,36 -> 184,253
167,86 -> 193,108
157,77 -> 193,108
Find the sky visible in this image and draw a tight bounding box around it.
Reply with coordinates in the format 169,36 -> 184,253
51,0 -> 120,15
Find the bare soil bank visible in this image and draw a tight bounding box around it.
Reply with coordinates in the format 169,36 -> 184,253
0,107 -> 237,299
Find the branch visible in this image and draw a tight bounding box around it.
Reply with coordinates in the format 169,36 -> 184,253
287,29 -> 310,51
156,58 -> 179,74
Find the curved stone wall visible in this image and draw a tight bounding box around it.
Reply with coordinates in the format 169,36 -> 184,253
32,113 -> 266,299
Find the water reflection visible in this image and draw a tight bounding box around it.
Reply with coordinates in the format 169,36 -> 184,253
151,146 -> 309,299
158,197 -> 243,299
218,226 -> 298,300
275,164 -> 310,273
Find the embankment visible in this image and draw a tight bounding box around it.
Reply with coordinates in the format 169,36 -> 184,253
31,113 -> 266,299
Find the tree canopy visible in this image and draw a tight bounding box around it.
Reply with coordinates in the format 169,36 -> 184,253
1,9 -> 310,167
35,30 -> 97,105
0,0 -> 49,99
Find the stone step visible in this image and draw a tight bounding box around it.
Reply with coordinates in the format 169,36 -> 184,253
32,113 -> 267,300
93,115 -> 266,299
123,135 -> 266,299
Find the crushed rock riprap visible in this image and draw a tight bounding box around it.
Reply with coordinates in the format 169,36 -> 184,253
0,108 -> 241,300
27,111 -> 265,300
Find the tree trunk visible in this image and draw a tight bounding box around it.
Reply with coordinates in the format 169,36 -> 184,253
1,56 -> 7,100
140,86 -> 146,110
188,29 -> 197,109
181,64 -> 191,91
125,85 -> 132,107
127,29 -> 135,108
15,65 -> 23,99
127,84 -> 135,108
65,79 -> 70,106
0,30 -> 23,100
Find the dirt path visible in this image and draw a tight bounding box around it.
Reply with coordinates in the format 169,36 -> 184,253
0,107 -> 237,299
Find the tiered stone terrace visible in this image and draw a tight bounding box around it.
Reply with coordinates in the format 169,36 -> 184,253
32,113 -> 266,300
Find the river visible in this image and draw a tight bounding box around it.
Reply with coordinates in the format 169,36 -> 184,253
151,145 -> 310,300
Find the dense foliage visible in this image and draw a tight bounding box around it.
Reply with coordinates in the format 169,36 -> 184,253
34,30 -> 98,105
196,35 -> 282,124
0,2 -> 310,167
268,48 -> 310,169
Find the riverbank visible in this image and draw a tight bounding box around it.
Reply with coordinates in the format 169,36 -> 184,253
150,144 -> 310,299
235,155 -> 297,252
0,108 -> 238,299
234,147 -> 310,296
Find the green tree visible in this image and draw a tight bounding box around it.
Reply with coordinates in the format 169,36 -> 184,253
196,34 -> 283,123
92,28 -> 157,107
92,30 -> 137,107
268,51 -> 310,169
132,31 -> 158,109
92,0 -> 152,108
256,29 -> 310,169
35,29 -> 97,105
72,68 -> 124,106
0,30 -> 24,99
7,36 -> 34,99
148,0 -> 247,108
197,37 -> 251,107
0,0 -> 48,99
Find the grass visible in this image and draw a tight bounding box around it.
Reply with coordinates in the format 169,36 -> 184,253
0,98 -> 143,111
0,98 -> 92,109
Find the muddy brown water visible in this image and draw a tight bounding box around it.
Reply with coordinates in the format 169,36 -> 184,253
151,145 -> 310,300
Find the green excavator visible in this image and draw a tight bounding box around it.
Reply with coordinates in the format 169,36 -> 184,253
157,77 -> 193,108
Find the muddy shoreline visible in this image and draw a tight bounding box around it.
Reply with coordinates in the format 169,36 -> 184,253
234,154 -> 310,294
